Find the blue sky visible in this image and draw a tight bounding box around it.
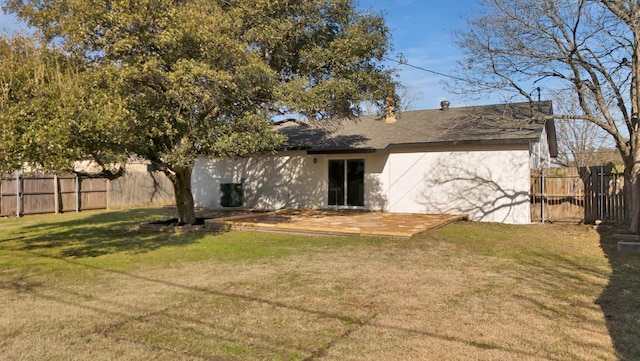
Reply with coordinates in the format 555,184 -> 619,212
358,0 -> 483,110
0,10 -> 24,33
0,0 -> 483,110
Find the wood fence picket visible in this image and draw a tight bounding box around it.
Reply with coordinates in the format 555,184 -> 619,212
0,171 -> 174,217
531,166 -> 627,223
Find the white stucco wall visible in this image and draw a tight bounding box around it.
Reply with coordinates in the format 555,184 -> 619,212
385,145 -> 532,224
529,125 -> 551,168
192,145 -> 533,224
193,151 -> 391,211
193,151 -> 325,210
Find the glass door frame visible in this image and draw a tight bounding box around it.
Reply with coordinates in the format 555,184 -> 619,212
327,158 -> 365,207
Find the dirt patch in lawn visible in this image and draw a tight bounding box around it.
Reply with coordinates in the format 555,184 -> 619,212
138,209 -> 269,232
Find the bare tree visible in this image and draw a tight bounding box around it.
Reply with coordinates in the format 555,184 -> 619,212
554,118 -> 607,167
397,87 -> 425,112
550,90 -> 615,167
452,0 -> 640,232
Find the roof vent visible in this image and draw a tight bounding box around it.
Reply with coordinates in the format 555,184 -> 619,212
440,100 -> 451,111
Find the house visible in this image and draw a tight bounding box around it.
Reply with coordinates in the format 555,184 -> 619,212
192,101 -> 557,224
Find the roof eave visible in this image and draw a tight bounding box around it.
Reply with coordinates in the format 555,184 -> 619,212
296,138 -> 540,154
306,148 -> 378,155
383,138 -> 539,150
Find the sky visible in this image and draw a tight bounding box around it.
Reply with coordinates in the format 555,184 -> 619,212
358,0 -> 483,110
0,0 -> 483,111
0,10 -> 24,33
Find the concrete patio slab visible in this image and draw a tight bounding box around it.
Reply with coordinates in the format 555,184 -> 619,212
203,209 -> 467,238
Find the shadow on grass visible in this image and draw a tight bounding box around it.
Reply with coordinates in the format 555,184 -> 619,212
596,223 -> 640,360
4,208 -> 209,258
16,251 -> 578,361
4,220 -> 628,360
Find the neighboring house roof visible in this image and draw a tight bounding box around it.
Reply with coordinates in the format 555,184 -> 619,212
276,101 -> 557,156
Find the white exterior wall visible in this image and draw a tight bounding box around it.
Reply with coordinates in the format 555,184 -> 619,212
192,145 -> 534,224
193,151 -> 325,210
385,146 -> 532,224
529,125 -> 551,168
193,151 -> 391,211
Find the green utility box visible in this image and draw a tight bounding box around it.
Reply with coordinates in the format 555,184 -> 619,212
220,183 -> 243,207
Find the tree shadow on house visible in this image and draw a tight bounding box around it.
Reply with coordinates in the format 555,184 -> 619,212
4,208 -> 208,258
192,153 -> 325,210
191,133 -> 388,212
417,154 -> 530,223
595,223 -> 640,360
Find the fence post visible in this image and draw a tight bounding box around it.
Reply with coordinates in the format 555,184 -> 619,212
106,178 -> 110,210
599,166 -> 604,220
15,171 -> 21,217
54,175 -> 59,214
75,174 -> 80,212
540,169 -> 545,223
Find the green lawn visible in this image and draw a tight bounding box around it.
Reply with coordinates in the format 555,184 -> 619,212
0,208 -> 638,360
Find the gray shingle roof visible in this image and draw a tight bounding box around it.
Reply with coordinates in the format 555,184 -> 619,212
276,101 -> 556,155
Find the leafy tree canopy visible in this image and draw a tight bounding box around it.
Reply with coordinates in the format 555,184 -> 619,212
0,34 -> 129,176
2,0 -> 396,223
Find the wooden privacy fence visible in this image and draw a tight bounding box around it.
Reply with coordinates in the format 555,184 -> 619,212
1,174 -> 107,217
1,170 -> 174,217
530,166 -> 626,223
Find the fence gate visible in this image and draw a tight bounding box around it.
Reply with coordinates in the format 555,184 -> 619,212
531,166 -> 627,223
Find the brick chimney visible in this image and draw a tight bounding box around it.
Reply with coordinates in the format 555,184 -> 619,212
385,88 -> 397,124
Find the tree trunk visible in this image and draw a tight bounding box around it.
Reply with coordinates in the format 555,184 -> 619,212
171,166 -> 197,225
624,158 -> 636,232
628,30 -> 640,233
628,137 -> 640,233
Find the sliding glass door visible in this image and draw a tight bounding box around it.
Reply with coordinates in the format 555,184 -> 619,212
328,159 -> 364,206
